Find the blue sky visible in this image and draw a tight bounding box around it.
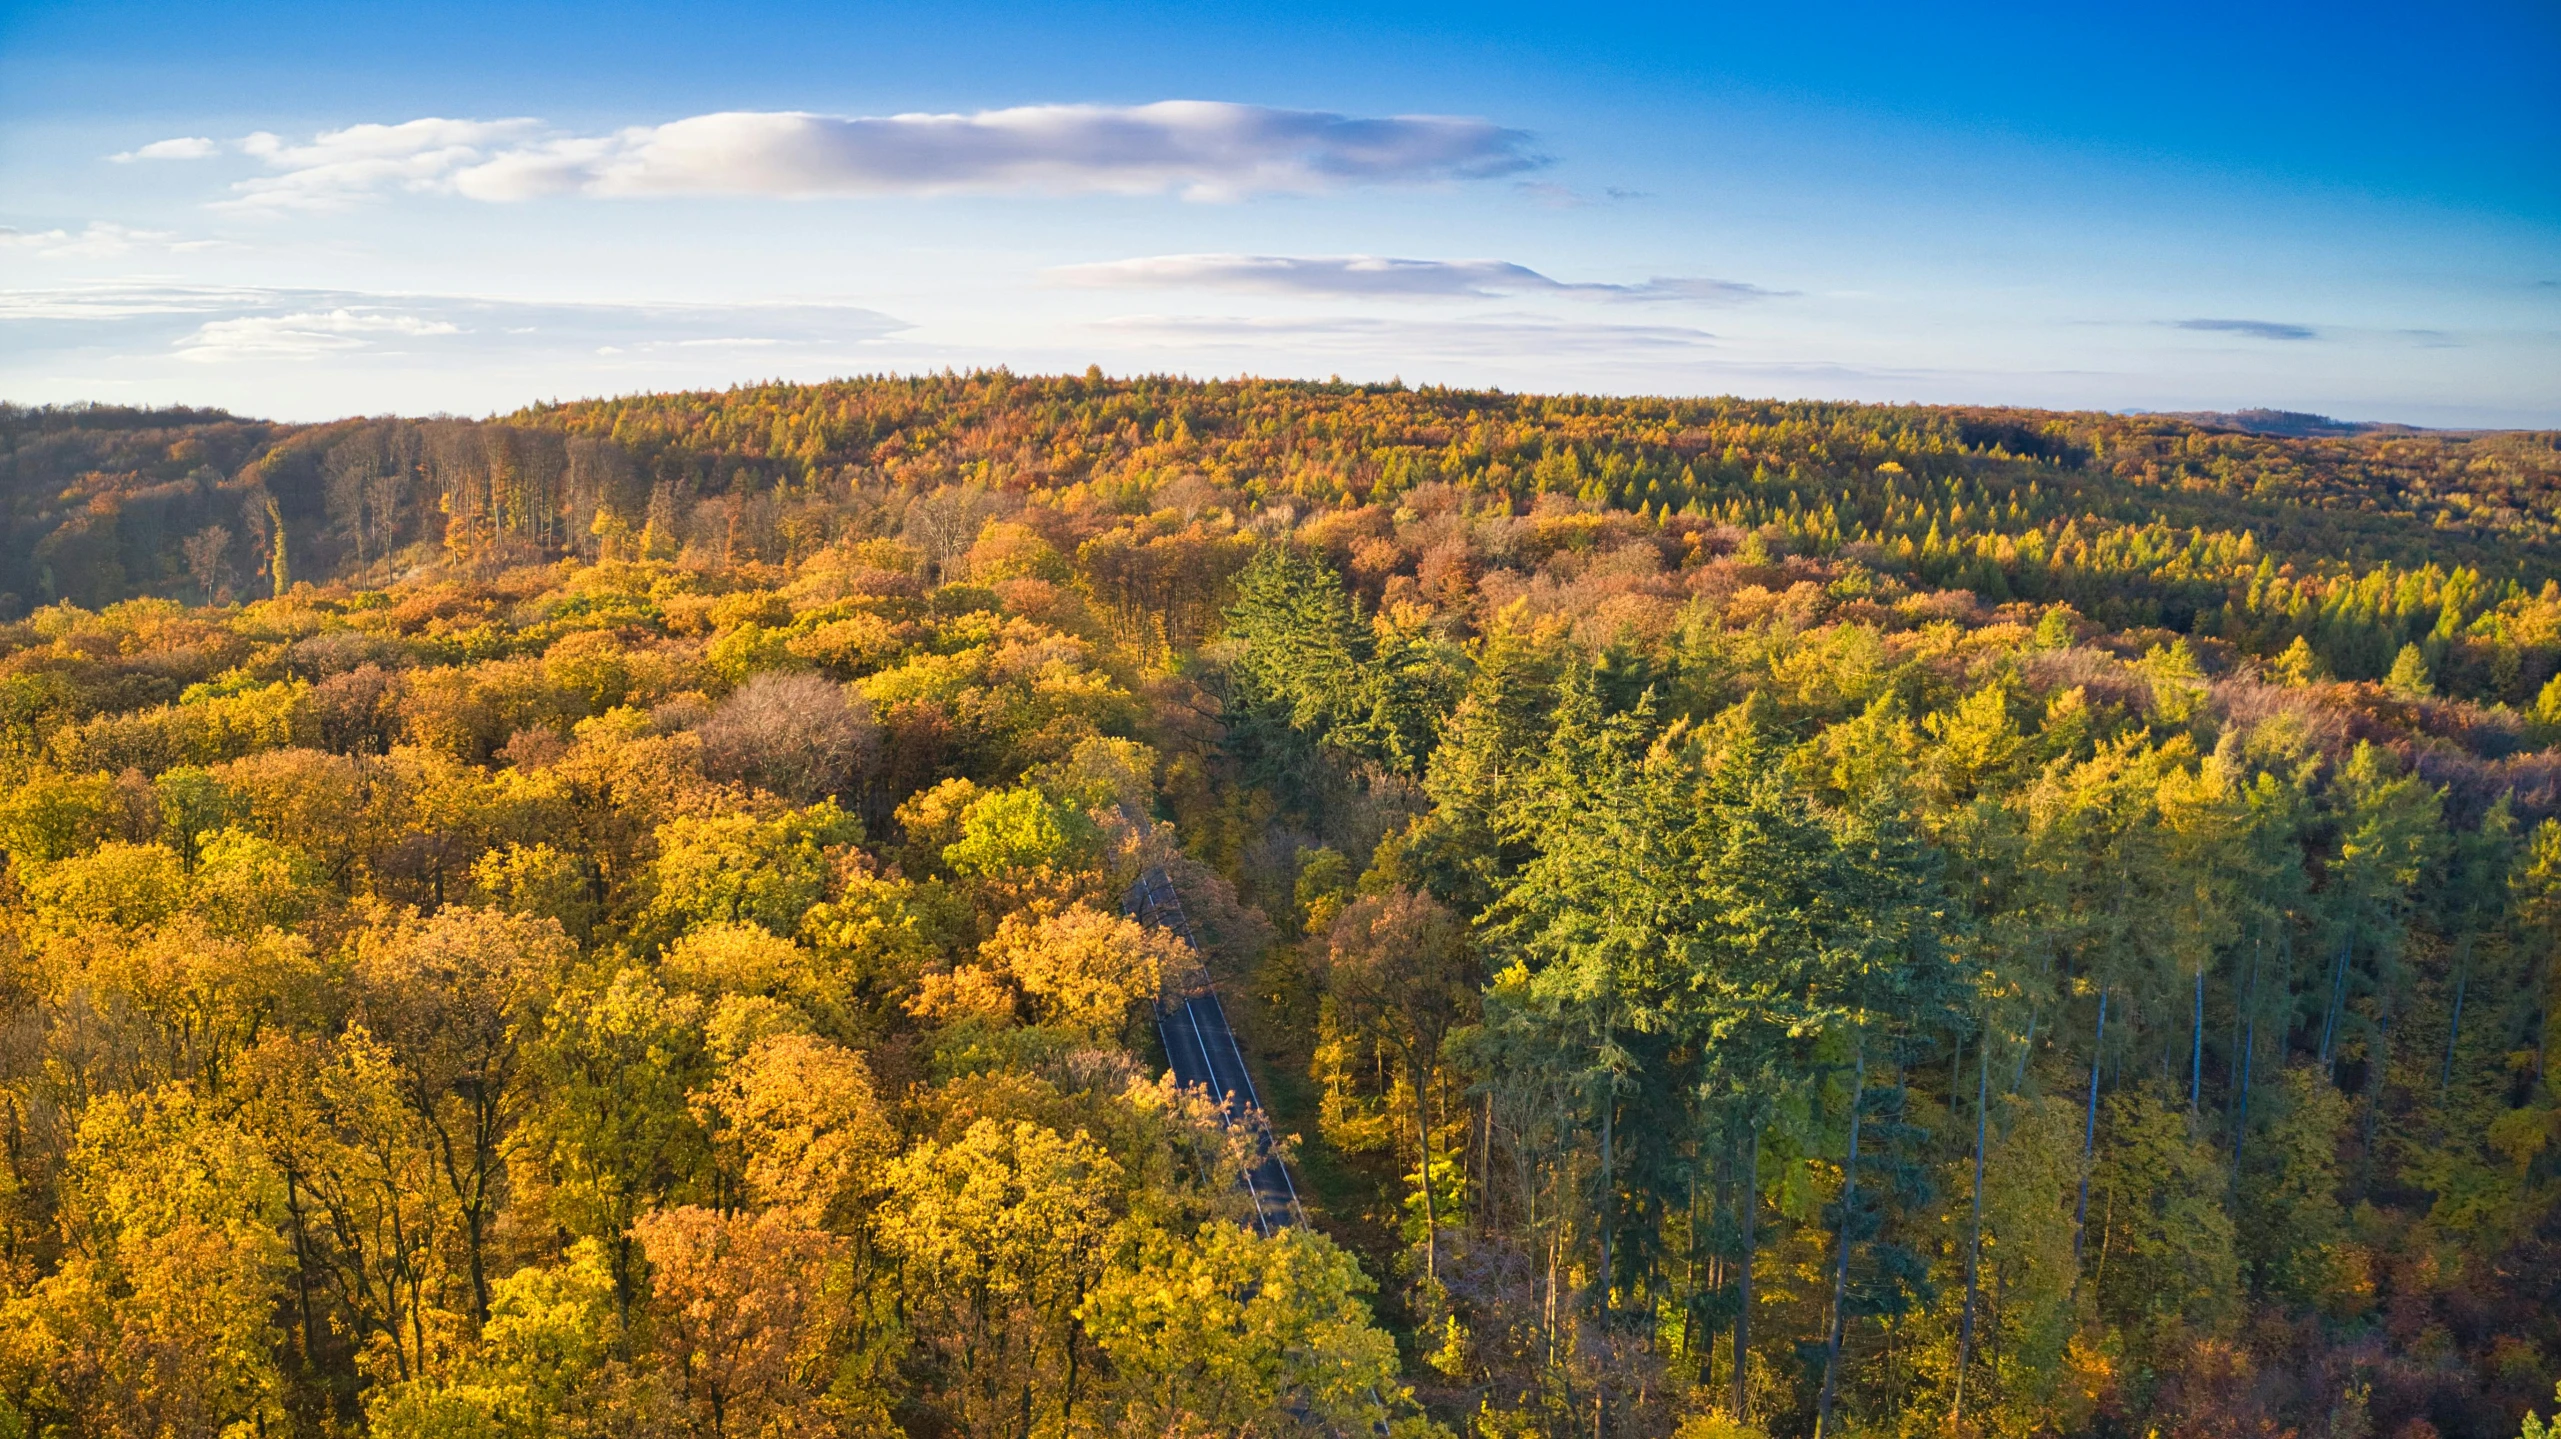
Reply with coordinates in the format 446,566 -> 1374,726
3,0 -> 2555,425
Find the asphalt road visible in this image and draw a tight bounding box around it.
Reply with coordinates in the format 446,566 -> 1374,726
1129,868 -> 1304,1234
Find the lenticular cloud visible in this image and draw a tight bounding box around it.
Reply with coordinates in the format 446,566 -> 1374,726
222,102 -> 1542,210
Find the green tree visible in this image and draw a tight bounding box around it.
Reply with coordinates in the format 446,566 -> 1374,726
2089,1088 -> 2241,1354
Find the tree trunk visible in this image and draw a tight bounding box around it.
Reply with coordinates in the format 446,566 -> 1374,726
2233,939 -> 2261,1179
1952,1034 -> 1989,1427
284,1168 -> 319,1371
1684,1157 -> 1701,1368
1412,1052 -> 1438,1282
2358,1006 -> 2392,1198
2542,953 -> 2553,1084
466,1082 -> 502,1325
1596,1057 -> 1614,1321
1732,1122 -> 1759,1421
2319,935 -> 2352,1070
2189,965 -> 2205,1113
2074,990 -> 2107,1271
2440,934 -> 2472,1094
1816,1046 -> 1867,1439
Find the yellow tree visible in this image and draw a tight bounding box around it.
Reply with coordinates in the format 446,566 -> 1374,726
633,1205 -> 840,1439
363,1238 -> 682,1438
237,1030 -> 462,1386
638,801 -> 863,949
0,1087 -> 290,1439
977,902 -> 1188,1042
354,905 -> 574,1324
32,916 -> 323,1102
2154,748 -> 2250,1112
1080,1221 -> 1418,1439
520,967 -> 712,1310
659,920 -> 856,1040
696,1032 -> 895,1231
877,1118 -> 1122,1436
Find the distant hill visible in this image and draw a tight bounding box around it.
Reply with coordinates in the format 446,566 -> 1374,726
2147,407 -> 2423,438
4,381 -> 2557,626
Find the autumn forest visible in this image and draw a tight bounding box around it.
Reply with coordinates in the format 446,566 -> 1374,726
1,375 -> 2560,1439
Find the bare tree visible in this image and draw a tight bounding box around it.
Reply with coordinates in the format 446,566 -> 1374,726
565,436 -> 638,558
182,524 -> 234,604
695,672 -> 879,805
324,429 -> 388,566
901,482 -> 1002,584
304,664 -> 407,755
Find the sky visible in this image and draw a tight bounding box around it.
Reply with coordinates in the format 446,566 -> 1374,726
2,0 -> 2556,427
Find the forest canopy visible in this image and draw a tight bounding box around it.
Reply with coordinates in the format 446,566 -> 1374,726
0,376 -> 2558,1439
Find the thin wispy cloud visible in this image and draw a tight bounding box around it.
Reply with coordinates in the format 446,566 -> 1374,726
195,103 -> 1541,212
1618,277 -> 1781,303
2,285 -> 924,415
0,285 -> 280,322
1092,311 -> 1717,358
106,136 -> 218,162
1512,181 -> 1651,209
1052,254 -> 1781,303
0,222 -> 225,258
2,284 -> 907,364
2173,318 -> 2319,341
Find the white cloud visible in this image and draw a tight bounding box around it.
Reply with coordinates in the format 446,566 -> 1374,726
176,309 -> 464,361
221,118 -> 546,211
1051,253 -> 1783,303
108,136 -> 218,162
2,284 -> 907,365
0,222 -> 224,258
215,103 -> 1540,211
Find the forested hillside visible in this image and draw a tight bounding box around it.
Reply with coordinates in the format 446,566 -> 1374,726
1,375 -> 2559,1439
